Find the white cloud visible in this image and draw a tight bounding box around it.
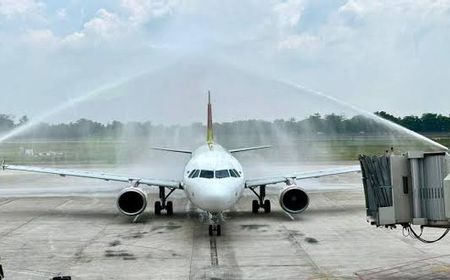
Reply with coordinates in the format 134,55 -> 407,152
121,0 -> 181,23
18,9 -> 130,50
339,0 -> 450,18
61,32 -> 85,46
56,8 -> 67,20
2,0 -> 450,118
83,9 -> 124,38
278,34 -> 320,50
0,0 -> 44,19
58,9 -> 129,47
272,0 -> 305,28
22,29 -> 58,47
338,0 -> 370,17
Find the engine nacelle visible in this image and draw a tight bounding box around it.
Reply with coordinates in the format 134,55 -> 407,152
116,187 -> 147,216
279,184 -> 310,214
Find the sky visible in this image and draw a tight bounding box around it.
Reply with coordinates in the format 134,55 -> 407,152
0,0 -> 450,124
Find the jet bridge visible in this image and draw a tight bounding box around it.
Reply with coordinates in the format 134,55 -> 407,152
359,151 -> 450,242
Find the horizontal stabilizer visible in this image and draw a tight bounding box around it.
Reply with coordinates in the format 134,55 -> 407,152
229,145 -> 272,153
151,147 -> 192,154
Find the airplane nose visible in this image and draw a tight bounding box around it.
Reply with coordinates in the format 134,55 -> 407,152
194,182 -> 238,212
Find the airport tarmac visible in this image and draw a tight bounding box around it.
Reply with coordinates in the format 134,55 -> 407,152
1,169 -> 450,279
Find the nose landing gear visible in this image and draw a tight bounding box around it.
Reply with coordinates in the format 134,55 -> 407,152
208,224 -> 222,236
208,212 -> 222,236
154,186 -> 175,216
249,185 -> 271,213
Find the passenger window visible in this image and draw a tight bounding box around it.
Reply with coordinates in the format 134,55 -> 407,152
199,170 -> 214,179
215,170 -> 230,179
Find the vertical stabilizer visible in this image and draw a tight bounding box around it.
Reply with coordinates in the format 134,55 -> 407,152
207,91 -> 214,146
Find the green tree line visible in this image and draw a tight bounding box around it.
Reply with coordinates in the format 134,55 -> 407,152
375,111 -> 450,133
0,112 -> 449,140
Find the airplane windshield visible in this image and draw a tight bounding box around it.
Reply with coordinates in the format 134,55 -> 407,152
189,169 -> 200,178
199,170 -> 214,179
215,169 -> 230,179
229,169 -> 240,178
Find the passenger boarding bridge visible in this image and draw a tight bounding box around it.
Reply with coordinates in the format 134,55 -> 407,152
359,151 -> 450,243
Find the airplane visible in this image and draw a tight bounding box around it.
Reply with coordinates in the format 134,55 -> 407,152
1,92 -> 360,236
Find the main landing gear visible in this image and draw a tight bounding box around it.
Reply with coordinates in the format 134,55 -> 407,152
154,186 -> 175,216
249,185 -> 271,214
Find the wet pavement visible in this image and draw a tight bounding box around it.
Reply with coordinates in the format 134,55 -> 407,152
1,171 -> 450,279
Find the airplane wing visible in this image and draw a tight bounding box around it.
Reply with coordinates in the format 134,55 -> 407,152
150,147 -> 192,154
2,163 -> 181,189
229,145 -> 272,153
245,165 -> 361,188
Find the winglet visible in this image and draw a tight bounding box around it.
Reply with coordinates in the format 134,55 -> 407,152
206,91 -> 214,147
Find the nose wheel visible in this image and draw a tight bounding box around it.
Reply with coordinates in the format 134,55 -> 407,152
208,224 -> 222,236
154,187 -> 175,216
208,212 -> 222,236
250,185 -> 271,213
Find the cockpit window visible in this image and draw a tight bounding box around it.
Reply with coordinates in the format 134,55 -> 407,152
199,170 -> 214,179
189,169 -> 200,178
215,169 -> 230,179
229,169 -> 241,178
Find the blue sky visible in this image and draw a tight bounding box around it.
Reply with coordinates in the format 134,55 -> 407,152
1,0 -> 450,124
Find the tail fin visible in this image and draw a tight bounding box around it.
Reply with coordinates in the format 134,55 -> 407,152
207,91 -> 214,146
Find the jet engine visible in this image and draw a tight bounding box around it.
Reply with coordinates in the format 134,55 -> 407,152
116,187 -> 147,216
279,183 -> 310,214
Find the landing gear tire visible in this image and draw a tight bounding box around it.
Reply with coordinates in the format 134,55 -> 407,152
208,224 -> 222,236
216,224 -> 222,236
252,200 -> 259,214
208,225 -> 213,236
264,200 -> 271,213
154,201 -> 162,216
154,186 -> 176,216
166,201 -> 173,216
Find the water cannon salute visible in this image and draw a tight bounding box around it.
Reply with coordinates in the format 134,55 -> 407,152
1,1 -> 450,279
2,92 -> 360,236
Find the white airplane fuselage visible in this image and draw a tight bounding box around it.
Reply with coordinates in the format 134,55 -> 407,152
183,143 -> 245,213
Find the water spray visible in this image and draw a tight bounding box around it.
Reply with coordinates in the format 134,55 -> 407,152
276,79 -> 448,151
0,70 -> 150,144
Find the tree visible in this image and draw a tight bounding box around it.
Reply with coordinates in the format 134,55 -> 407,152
421,113 -> 440,132
401,115 -> 422,132
325,114 -> 344,133
0,114 -> 15,132
18,115 -> 29,126
375,111 -> 400,124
